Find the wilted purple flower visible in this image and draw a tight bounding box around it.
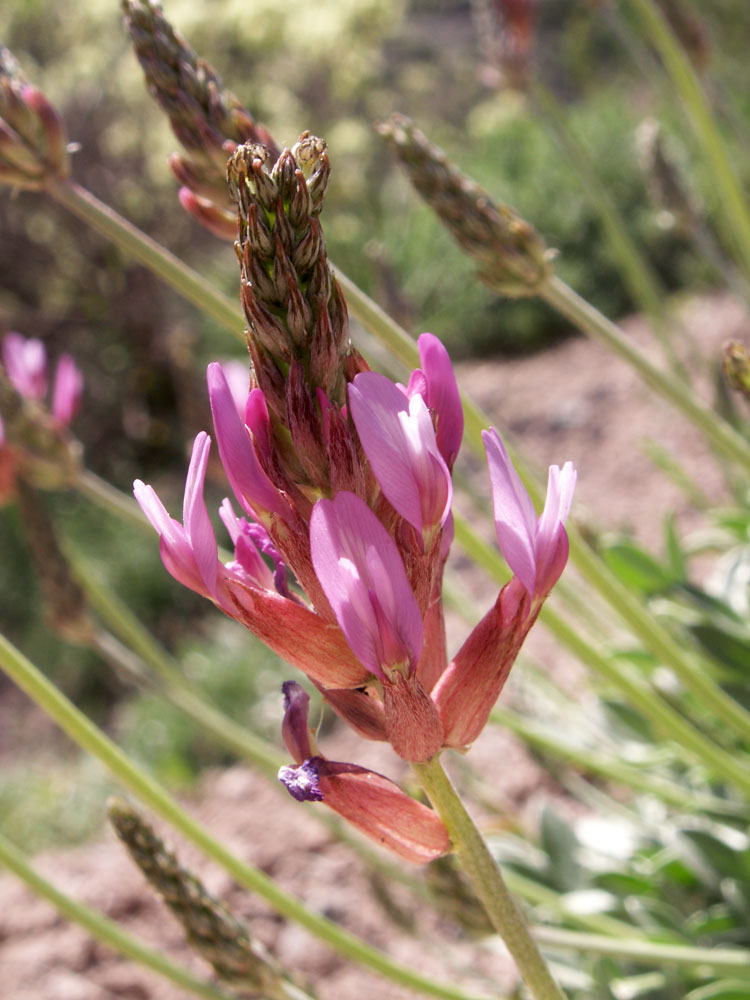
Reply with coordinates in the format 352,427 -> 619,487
278,682 -> 450,863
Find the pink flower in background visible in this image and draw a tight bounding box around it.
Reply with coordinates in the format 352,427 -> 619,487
1,333 -> 82,425
278,681 -> 450,863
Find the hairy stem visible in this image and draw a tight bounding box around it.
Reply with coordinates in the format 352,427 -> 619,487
413,755 -> 566,1000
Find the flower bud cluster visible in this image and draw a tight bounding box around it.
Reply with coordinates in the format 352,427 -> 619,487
0,47 -> 69,190
377,113 -> 553,297
123,0 -> 278,240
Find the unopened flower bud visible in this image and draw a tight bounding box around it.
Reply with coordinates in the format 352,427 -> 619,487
228,136 -> 349,405
109,799 -> 288,992
377,113 -> 553,297
724,341 -> 750,401
123,0 -> 279,223
0,48 -> 69,190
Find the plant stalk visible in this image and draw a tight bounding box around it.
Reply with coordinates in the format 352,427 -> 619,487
0,630 -> 488,1000
0,828 -> 237,1000
413,755 -> 566,1000
623,0 -> 750,277
532,925 -> 750,977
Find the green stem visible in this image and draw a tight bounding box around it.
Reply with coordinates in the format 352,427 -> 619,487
623,0 -> 750,277
0,828 -> 237,1000
531,925 -> 750,977
491,706 -> 741,816
76,468 -> 149,533
541,275 -> 750,467
541,603 -> 750,795
528,82 -> 688,379
0,631 -> 488,1000
46,179 -> 244,341
413,755 -> 566,1000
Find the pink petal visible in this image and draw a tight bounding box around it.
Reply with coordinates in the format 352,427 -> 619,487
182,433 -> 219,597
415,333 -> 463,468
310,492 -> 423,679
349,371 -> 452,537
483,427 -> 537,596
207,362 -> 290,521
51,354 -> 83,425
2,333 -> 48,400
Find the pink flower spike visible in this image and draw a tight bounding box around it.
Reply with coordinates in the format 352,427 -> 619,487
483,427 -> 538,596
207,362 -> 291,522
411,333 -> 463,468
349,371 -> 452,540
51,354 -> 83,425
2,333 -> 48,400
310,491 -> 423,680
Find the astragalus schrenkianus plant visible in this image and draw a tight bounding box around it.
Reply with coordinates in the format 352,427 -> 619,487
3,2 -> 750,999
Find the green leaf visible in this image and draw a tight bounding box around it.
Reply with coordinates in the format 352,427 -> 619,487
539,807 -> 582,892
602,540 -> 676,595
686,981 -> 750,1000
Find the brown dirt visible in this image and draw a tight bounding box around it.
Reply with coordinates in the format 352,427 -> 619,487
1,292 -> 748,999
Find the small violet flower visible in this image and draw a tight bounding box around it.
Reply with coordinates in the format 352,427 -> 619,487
278,682 -> 450,864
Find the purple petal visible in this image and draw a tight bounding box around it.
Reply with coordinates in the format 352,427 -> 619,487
349,371 -> 452,537
483,427 -> 537,596
51,354 -> 83,425
278,759 -> 324,802
281,680 -> 314,762
416,333 -> 463,467
310,492 -> 423,679
219,498 -> 275,590
207,362 -> 290,521
2,333 -> 48,401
